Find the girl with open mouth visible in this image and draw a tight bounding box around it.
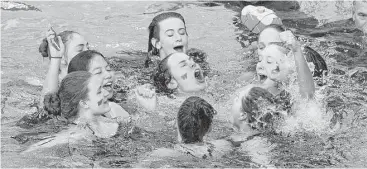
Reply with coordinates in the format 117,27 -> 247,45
231,29 -> 316,133
68,50 -> 130,119
153,52 -> 207,95
23,71 -> 131,153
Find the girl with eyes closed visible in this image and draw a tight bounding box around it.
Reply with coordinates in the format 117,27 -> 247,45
145,12 -> 210,75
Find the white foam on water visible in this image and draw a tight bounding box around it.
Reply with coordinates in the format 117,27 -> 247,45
276,51 -> 332,135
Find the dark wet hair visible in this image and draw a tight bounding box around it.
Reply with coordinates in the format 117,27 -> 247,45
153,51 -> 210,95
68,50 -> 106,73
241,87 -> 276,129
303,46 -> 328,77
153,53 -> 175,95
38,30 -> 79,58
177,96 -> 217,144
145,12 -> 187,67
43,71 -> 92,121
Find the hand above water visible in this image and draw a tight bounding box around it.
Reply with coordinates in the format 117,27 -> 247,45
279,30 -> 301,52
46,25 -> 65,59
134,84 -> 157,112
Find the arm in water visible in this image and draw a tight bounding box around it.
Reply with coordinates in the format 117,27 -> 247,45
280,31 -> 315,99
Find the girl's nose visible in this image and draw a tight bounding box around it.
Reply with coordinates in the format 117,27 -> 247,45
175,32 -> 182,42
104,71 -> 112,80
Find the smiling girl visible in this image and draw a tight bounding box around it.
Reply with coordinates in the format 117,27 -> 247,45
67,50 -> 130,119
24,71 -> 130,153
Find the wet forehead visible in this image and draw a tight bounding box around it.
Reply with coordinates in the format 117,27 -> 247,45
158,17 -> 185,32
355,1 -> 367,12
68,33 -> 87,46
258,28 -> 281,44
167,53 -> 189,66
261,45 -> 285,59
88,55 -> 107,70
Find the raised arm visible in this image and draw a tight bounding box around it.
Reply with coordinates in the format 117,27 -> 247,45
280,31 -> 315,99
41,28 -> 65,97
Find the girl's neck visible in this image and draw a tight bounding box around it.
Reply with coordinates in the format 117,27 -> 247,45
87,116 -> 118,138
77,110 -> 118,138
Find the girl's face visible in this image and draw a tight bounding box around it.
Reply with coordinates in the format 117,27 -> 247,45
257,28 -> 282,56
167,53 -> 206,92
84,75 -> 111,116
60,33 -> 89,79
256,44 -> 292,83
88,55 -> 114,99
157,18 -> 188,59
353,1 -> 367,34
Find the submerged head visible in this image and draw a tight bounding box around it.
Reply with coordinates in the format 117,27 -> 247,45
148,12 -> 188,60
68,50 -> 114,99
353,0 -> 367,33
43,71 -> 111,122
39,30 -> 89,78
153,52 -> 206,94
177,96 -> 217,144
256,44 -> 293,83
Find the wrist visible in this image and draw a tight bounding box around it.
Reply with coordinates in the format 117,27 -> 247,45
292,43 -> 302,52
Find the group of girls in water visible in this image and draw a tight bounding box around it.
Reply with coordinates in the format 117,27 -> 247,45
17,8 -> 333,158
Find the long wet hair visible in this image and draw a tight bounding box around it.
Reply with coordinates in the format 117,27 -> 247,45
38,30 -> 79,58
177,96 -> 217,144
152,53 -> 175,95
145,12 -> 187,67
67,50 -> 106,73
43,71 -> 92,122
260,24 -> 328,77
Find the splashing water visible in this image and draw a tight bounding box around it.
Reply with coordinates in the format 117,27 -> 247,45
276,50 -> 332,135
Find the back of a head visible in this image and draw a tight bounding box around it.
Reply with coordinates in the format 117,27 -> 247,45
68,50 -> 105,73
177,96 -> 217,144
44,71 -> 92,121
39,30 -> 78,58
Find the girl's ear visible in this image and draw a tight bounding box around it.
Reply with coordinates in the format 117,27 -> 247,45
151,38 -> 162,50
167,78 -> 178,90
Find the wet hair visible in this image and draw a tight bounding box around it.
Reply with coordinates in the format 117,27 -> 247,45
177,96 -> 217,144
68,50 -> 106,73
145,12 -> 187,67
38,30 -> 79,58
241,87 -> 276,129
153,51 -> 210,95
303,46 -> 328,77
43,71 -> 92,121
153,53 -> 175,95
